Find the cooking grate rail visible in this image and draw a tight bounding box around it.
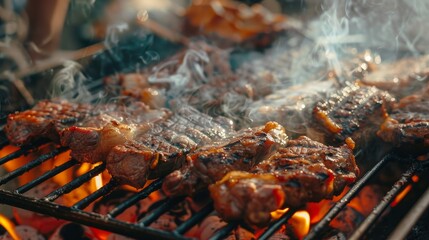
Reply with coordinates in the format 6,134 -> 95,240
349,163 -> 419,240
0,130 -> 428,239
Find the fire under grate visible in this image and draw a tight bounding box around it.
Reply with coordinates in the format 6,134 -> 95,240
0,128 -> 429,239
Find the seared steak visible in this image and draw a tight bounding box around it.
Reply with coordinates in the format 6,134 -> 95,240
61,105 -> 234,188
162,121 -> 288,196
311,83 -> 395,147
106,107 -> 234,188
59,102 -> 169,162
377,89 -> 429,152
5,100 -> 93,146
210,136 -> 358,226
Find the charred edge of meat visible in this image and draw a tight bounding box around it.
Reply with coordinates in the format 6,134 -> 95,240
377,93 -> 429,151
60,121 -> 136,164
209,136 -> 358,227
106,143 -> 186,188
162,121 -> 288,197
5,100 -> 92,146
311,84 -> 395,146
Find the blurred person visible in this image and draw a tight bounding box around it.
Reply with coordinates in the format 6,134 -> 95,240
24,0 -> 70,60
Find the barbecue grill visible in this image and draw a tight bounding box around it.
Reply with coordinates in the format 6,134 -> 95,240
1,118 -> 429,239
2,1 -> 429,239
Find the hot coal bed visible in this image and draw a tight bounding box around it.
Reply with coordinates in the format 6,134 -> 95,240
2,1 -> 429,240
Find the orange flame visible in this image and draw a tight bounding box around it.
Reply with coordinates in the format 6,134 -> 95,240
270,208 -> 289,220
93,163 -> 104,191
288,211 -> 310,240
0,213 -> 21,240
391,185 -> 412,207
391,176 -> 419,207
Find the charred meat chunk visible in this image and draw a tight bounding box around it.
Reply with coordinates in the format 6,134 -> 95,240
5,100 -> 92,145
311,83 -> 395,147
377,90 -> 429,152
162,121 -> 288,197
60,103 -> 169,164
210,136 -> 358,226
62,105 -> 234,188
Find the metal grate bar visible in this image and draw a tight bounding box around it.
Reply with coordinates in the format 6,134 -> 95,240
139,196 -> 186,226
44,163 -> 106,202
16,159 -> 78,194
209,222 -> 239,240
0,140 -> 48,166
108,179 -> 163,218
305,154 -> 391,240
0,190 -> 187,240
388,182 -> 429,240
73,180 -> 119,210
349,164 -> 418,240
259,209 -> 297,240
0,147 -> 67,186
174,202 -> 214,235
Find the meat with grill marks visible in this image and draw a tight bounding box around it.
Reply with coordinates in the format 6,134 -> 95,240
310,83 -> 395,147
61,105 -> 234,188
5,100 -> 93,146
210,136 -> 358,227
162,121 -> 288,197
377,88 -> 429,152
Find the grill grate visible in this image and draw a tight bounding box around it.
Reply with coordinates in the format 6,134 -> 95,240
0,128 -> 429,239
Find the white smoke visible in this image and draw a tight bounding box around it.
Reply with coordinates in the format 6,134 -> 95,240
50,61 -> 92,102
148,49 -> 209,92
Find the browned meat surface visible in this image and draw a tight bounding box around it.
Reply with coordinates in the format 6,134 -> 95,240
59,102 -> 168,163
210,136 -> 358,227
5,100 -> 92,146
162,121 -> 288,197
62,105 -> 234,188
359,55 -> 429,97
377,90 -> 429,152
311,83 -> 395,147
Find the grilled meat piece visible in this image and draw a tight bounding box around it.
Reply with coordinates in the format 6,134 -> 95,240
60,103 -> 172,164
359,55 -> 429,98
377,91 -> 429,151
5,100 -> 93,146
62,105 -> 234,188
162,121 -> 288,197
210,136 -> 358,226
311,83 -> 395,147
